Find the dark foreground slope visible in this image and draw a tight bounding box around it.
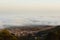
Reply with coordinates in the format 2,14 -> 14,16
35,25 -> 60,40
0,25 -> 60,40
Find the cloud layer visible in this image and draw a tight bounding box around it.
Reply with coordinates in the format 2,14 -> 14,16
0,0 -> 60,27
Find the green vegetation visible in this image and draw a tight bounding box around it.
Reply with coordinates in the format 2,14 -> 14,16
0,29 -> 17,40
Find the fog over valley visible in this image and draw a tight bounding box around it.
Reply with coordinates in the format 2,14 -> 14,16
0,16 -> 60,28
0,0 -> 60,28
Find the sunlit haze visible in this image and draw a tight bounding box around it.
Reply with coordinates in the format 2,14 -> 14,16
0,0 -> 60,28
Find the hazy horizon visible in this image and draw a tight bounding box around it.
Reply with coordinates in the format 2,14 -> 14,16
0,0 -> 60,28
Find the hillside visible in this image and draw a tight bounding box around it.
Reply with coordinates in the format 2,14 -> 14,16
0,25 -> 60,40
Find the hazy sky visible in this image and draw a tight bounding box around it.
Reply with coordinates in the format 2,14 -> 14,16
0,0 -> 60,27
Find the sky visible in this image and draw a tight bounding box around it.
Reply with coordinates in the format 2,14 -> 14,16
0,0 -> 60,28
